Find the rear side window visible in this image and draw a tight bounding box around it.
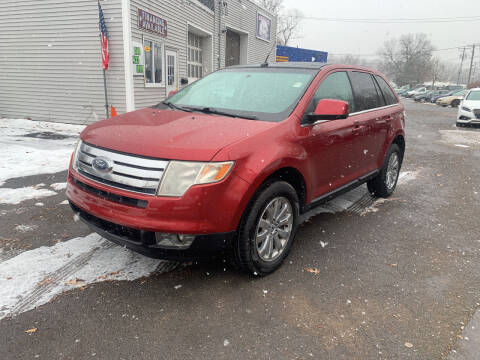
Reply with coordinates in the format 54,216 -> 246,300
313,71 -> 355,113
349,71 -> 382,112
374,75 -> 398,105
372,75 -> 386,107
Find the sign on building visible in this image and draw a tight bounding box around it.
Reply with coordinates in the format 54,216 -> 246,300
138,9 -> 168,37
132,41 -> 145,76
256,12 -> 271,41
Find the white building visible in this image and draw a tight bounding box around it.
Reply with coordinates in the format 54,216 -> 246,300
0,0 -> 276,124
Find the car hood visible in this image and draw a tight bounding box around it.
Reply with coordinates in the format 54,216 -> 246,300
80,108 -> 277,161
462,100 -> 480,108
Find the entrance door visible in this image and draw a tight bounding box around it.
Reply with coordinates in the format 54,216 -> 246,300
225,30 -> 240,67
165,50 -> 178,95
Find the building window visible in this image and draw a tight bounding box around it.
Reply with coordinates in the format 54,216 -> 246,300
188,32 -> 203,80
144,39 -> 164,86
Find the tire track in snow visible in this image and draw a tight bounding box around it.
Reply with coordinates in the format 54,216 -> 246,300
0,234 -> 182,320
10,241 -> 114,316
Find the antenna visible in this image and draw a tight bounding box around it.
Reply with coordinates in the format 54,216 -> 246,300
262,41 -> 277,66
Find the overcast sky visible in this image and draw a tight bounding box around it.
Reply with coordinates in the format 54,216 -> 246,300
282,0 -> 480,63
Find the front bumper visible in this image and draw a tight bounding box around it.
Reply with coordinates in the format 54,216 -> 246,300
66,167 -> 250,234
457,108 -> 480,124
66,166 -> 252,260
70,202 -> 235,260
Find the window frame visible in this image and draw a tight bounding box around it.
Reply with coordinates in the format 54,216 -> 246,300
143,37 -> 165,88
187,32 -> 204,82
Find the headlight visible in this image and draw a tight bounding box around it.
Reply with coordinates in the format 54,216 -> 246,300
72,139 -> 82,171
157,161 -> 234,197
461,106 -> 471,112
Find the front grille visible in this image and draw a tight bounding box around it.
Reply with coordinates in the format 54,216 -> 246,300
75,141 -> 168,195
474,109 -> 480,120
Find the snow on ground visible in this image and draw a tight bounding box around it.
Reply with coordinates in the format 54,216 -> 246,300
0,186 -> 57,205
0,118 -> 84,186
439,129 -> 480,149
0,233 -> 178,320
50,182 -> 67,191
397,170 -> 418,185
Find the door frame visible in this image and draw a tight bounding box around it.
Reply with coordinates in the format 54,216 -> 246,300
165,49 -> 178,95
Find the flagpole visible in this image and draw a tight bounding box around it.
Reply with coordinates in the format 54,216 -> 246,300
98,2 -> 109,118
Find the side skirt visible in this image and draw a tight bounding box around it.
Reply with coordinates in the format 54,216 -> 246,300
302,169 -> 379,213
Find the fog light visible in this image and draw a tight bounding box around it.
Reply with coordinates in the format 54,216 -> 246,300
154,233 -> 195,249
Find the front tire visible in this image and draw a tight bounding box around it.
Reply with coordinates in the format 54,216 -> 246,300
367,144 -> 403,198
234,181 -> 299,276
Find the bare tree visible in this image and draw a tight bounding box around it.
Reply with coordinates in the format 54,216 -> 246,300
255,0 -> 284,14
328,54 -> 372,67
255,0 -> 303,46
430,57 -> 445,87
277,9 -> 303,46
379,33 -> 434,86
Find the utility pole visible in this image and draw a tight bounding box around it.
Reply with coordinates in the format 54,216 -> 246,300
467,44 -> 476,86
457,47 -> 466,85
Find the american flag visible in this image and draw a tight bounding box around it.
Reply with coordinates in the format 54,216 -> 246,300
98,1 -> 110,70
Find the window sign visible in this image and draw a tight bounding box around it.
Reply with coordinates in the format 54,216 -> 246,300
132,41 -> 145,76
138,9 -> 167,37
256,13 -> 271,42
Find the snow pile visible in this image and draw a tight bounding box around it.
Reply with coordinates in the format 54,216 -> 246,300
0,119 -> 84,186
0,233 -> 168,320
0,186 -> 57,205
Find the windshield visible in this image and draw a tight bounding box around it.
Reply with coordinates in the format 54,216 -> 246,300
466,91 -> 480,101
165,68 -> 317,122
453,90 -> 466,96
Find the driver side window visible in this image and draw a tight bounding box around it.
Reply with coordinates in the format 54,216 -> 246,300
313,71 -> 355,113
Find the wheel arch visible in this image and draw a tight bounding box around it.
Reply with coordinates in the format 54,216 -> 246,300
392,134 -> 406,160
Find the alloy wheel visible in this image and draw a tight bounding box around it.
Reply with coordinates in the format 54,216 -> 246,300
255,197 -> 293,262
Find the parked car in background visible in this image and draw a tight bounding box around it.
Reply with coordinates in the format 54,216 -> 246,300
414,90 -> 450,102
436,90 -> 467,107
395,85 -> 410,94
431,90 -> 457,103
397,88 -> 411,97
457,88 -> 480,126
66,63 -> 406,275
406,87 -> 427,98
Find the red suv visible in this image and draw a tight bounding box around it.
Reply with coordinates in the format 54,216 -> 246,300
67,63 -> 405,275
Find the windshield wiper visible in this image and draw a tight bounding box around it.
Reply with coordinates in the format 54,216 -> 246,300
161,101 -> 193,113
191,107 -> 258,120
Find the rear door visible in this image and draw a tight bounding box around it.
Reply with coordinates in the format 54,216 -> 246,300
347,71 -> 385,176
373,74 -> 402,163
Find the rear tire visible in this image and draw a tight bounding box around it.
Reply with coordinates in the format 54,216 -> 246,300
233,181 -> 299,276
451,99 -> 460,107
367,144 -> 403,198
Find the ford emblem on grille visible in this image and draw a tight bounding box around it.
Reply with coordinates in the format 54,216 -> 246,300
92,156 -> 114,174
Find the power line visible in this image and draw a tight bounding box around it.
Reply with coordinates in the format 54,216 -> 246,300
283,15 -> 480,23
328,44 -> 480,58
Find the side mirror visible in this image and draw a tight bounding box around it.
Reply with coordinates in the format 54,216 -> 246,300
305,99 -> 349,123
180,78 -> 189,85
168,90 -> 177,98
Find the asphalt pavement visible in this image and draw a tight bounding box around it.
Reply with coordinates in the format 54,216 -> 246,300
1,100 -> 480,359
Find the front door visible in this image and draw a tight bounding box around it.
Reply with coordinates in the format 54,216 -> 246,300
165,50 -> 178,95
225,30 -> 240,67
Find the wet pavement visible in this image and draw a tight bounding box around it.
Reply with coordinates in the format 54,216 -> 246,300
1,101 -> 480,359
